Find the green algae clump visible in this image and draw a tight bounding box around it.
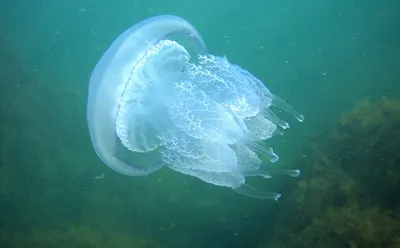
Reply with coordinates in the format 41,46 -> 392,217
263,97 -> 400,248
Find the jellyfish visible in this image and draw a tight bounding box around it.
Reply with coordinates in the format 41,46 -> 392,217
87,15 -> 304,200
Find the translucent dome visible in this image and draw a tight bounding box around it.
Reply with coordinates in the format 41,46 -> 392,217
87,15 -> 303,200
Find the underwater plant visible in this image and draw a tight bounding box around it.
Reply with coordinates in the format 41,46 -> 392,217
263,97 -> 400,248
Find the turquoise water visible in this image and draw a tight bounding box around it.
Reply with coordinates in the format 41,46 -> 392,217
1,0 -> 399,247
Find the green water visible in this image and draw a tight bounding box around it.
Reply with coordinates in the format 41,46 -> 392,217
1,0 -> 399,247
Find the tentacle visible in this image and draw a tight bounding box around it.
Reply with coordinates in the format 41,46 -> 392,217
271,95 -> 304,122
233,184 -> 281,201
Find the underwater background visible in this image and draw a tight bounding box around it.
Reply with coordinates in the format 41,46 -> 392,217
1,0 -> 399,247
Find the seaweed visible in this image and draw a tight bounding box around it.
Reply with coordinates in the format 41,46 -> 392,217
262,97 -> 400,248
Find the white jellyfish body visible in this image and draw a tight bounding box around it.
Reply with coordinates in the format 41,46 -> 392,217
87,15 -> 303,200
87,15 -> 207,176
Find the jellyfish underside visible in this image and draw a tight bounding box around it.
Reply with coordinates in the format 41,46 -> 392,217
114,39 -> 303,200
88,15 -> 303,200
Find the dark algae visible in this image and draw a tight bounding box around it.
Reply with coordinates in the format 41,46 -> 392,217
264,97 -> 400,248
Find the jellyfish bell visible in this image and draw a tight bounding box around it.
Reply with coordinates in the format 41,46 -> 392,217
87,15 -> 304,200
87,15 -> 207,176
